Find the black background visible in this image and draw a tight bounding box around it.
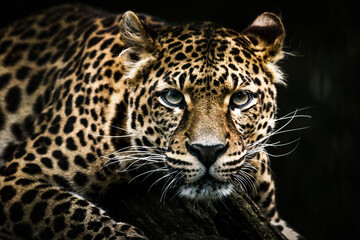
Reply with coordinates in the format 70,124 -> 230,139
0,1 -> 359,239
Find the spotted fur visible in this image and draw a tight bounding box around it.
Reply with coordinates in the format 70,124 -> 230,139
0,4 -> 301,239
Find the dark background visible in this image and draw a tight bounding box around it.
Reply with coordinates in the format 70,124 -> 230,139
0,1 -> 358,239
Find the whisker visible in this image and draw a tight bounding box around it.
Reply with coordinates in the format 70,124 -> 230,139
102,153 -> 164,161
105,153 -> 165,160
89,133 -> 138,138
100,154 -> 164,168
128,168 -> 168,183
98,144 -> 166,174
148,172 -> 173,192
270,126 -> 311,135
118,156 -> 165,172
231,174 -> 247,192
241,170 -> 258,184
245,155 -> 276,176
90,125 -> 139,138
251,111 -> 297,148
249,107 -> 311,150
140,167 -> 169,183
277,106 -> 314,119
265,139 -> 300,158
109,124 -> 133,132
275,114 -> 312,122
240,172 -> 255,190
261,138 -> 300,148
160,171 -> 183,203
101,145 -> 165,158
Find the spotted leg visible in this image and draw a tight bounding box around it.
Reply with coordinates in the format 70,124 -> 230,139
0,179 -> 147,240
250,151 -> 302,240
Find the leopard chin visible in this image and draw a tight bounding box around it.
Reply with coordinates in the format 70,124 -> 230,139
178,177 -> 234,200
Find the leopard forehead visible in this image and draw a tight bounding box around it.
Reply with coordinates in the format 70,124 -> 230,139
145,23 -> 276,97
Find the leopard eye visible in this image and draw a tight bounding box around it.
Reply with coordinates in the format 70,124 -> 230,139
160,90 -> 185,107
230,91 -> 253,109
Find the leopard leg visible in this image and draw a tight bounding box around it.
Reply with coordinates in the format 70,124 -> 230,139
270,219 -> 303,240
250,151 -> 302,240
0,177 -> 147,240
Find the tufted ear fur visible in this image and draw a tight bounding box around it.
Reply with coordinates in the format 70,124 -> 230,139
243,12 -> 285,63
119,11 -> 157,80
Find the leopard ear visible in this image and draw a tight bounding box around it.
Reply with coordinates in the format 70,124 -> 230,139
243,12 -> 285,62
120,11 -> 157,80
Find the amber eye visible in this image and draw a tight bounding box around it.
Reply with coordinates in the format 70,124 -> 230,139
160,90 -> 185,107
230,92 -> 253,109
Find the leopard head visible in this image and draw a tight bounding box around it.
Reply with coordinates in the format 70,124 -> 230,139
115,12 -> 285,200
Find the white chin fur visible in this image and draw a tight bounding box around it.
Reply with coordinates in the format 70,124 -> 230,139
178,182 -> 234,200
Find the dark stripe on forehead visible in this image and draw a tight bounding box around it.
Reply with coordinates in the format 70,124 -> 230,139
231,73 -> 239,89
179,72 -> 186,90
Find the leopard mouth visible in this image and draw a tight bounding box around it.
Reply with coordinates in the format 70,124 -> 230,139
177,174 -> 234,200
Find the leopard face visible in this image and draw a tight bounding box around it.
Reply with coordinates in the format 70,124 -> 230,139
118,12 -> 285,200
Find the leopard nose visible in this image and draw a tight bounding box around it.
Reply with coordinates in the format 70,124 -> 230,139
186,143 -> 228,168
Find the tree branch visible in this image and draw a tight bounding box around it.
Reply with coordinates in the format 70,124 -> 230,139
101,181 -> 286,240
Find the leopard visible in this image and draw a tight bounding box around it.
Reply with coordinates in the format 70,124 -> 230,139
0,3 -> 302,239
